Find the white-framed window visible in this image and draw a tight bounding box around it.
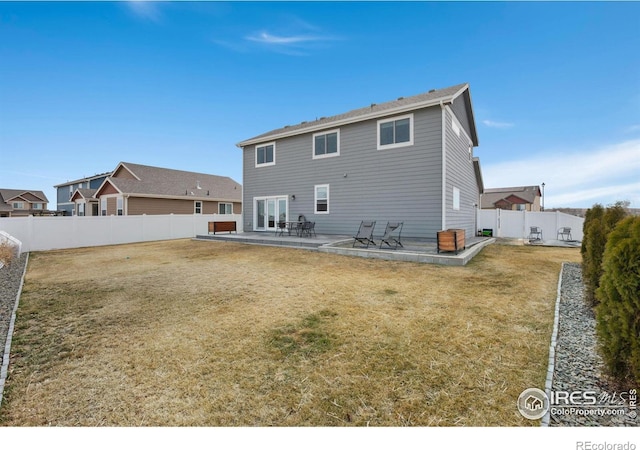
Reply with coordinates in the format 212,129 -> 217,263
194,201 -> 202,214
453,187 -> 460,211
117,197 -> 123,216
377,113 -> 414,150
33,203 -> 43,210
78,203 -> 85,217
314,185 -> 329,214
12,201 -> 24,209
101,198 -> 107,216
255,142 -> 276,167
516,204 -> 526,211
218,203 -> 233,214
313,129 -> 340,159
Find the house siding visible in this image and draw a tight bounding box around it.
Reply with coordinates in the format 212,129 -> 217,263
444,107 -> 479,238
126,197 -> 241,215
243,107 -> 444,238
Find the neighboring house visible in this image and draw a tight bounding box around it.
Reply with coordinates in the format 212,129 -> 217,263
86,162 -> 241,216
237,83 -> 483,239
0,189 -> 49,217
54,172 -> 111,215
481,186 -> 542,212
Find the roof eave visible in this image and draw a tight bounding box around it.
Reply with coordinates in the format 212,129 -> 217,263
236,91 -> 463,148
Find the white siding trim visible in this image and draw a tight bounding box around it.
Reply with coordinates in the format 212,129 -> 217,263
314,184 -> 330,214
376,113 -> 414,151
255,142 -> 276,168
441,106 -> 447,230
312,129 -> 341,159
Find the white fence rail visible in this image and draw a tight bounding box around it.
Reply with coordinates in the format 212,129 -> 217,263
0,214 -> 242,253
478,209 -> 584,241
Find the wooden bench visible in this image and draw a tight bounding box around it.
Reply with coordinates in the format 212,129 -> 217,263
208,221 -> 237,234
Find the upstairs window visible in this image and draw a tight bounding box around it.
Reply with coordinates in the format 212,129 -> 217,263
313,130 -> 340,159
256,143 -> 275,167
194,201 -> 202,214
377,114 -> 414,150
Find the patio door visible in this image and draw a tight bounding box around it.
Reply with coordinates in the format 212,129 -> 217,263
254,196 -> 288,231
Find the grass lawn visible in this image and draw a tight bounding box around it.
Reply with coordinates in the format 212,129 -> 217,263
0,239 -> 580,426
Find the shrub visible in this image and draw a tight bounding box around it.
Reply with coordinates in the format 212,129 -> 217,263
581,202 -> 628,306
595,216 -> 640,384
0,241 -> 16,267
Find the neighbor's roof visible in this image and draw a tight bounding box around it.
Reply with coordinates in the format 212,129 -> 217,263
96,162 -> 242,202
0,188 -> 49,203
237,82 -> 477,147
481,186 -> 541,208
54,171 -> 113,188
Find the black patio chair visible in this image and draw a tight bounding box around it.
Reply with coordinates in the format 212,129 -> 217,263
379,222 -> 404,250
353,221 -> 376,248
301,221 -> 316,238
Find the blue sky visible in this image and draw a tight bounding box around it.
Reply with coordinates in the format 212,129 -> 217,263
1,1 -> 639,209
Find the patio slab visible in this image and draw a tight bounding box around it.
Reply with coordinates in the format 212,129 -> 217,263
194,232 -> 494,265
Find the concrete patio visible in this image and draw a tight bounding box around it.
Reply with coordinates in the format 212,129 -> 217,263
194,231 -> 495,266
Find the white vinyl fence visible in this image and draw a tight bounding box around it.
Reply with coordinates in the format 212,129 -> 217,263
478,209 -> 584,241
0,214 -> 242,253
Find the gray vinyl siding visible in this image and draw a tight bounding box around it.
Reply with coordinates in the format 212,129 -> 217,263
450,94 -> 473,143
243,106 -> 444,238
444,108 -> 479,238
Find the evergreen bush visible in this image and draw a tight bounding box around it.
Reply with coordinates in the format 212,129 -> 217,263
581,202 -> 628,306
595,216 -> 640,384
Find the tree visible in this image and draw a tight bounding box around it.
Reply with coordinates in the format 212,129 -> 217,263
596,216 -> 640,383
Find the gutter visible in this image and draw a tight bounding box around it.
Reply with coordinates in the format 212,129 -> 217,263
237,89 -> 467,148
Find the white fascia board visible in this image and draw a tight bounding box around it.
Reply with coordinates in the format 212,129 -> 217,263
236,92 -> 460,148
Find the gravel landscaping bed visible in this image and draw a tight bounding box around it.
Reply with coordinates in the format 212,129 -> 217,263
0,253 -> 27,372
550,263 -> 637,426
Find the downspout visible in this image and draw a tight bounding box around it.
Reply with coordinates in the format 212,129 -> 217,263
440,100 -> 447,231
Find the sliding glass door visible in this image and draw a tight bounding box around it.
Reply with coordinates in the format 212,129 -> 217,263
254,196 -> 288,231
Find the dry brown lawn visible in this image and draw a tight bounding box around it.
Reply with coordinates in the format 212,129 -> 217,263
0,239 -> 580,426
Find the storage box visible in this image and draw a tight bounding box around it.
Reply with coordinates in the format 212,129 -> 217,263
437,229 -> 466,254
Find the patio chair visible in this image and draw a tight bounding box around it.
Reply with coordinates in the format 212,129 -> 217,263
276,221 -> 287,236
353,221 -> 376,248
301,221 -> 316,238
528,226 -> 543,241
379,222 -> 404,250
292,215 -> 307,236
557,227 -> 572,241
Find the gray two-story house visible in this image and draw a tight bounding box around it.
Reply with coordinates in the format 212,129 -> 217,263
54,172 -> 111,215
237,83 -> 483,239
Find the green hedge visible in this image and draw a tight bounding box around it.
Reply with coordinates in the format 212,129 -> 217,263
595,216 -> 640,384
581,203 -> 628,306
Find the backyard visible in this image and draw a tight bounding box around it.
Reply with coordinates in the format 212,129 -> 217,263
0,239 -> 580,426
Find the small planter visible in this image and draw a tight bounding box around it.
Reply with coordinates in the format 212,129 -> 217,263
437,229 -> 466,254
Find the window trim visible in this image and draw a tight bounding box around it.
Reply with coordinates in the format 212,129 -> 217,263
218,203 -> 233,214
314,184 -> 330,215
100,198 -> 107,216
377,113 -> 414,150
194,201 -> 203,214
312,129 -> 340,159
453,187 -> 460,211
255,142 -> 276,167
116,197 -> 124,216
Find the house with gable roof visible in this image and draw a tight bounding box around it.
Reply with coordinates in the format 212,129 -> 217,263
481,186 -> 542,212
237,83 -> 483,239
0,189 -> 49,217
90,162 -> 242,216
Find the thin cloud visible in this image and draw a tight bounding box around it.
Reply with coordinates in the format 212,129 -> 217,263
125,1 -> 163,23
482,139 -> 640,207
246,32 -> 323,45
482,120 -> 514,129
